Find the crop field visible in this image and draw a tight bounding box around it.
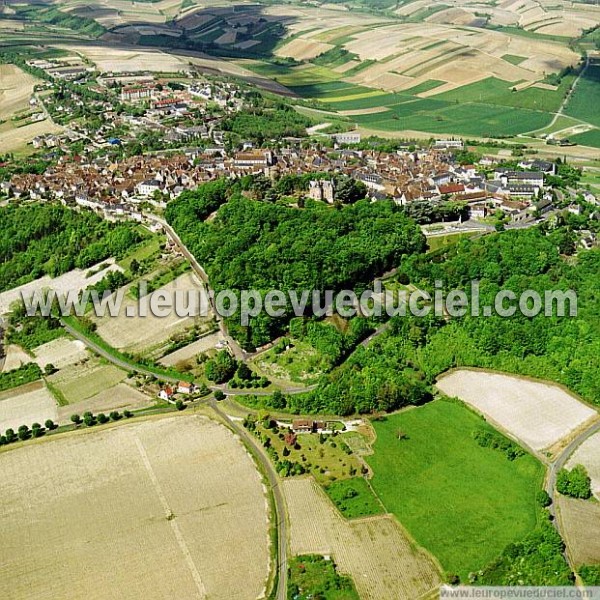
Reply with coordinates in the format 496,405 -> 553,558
366,400 -> 544,578
565,431 -> 600,499
283,477 -> 442,600
32,337 -> 88,370
570,128 -> 600,149
55,382 -> 152,421
0,381 -> 57,433
92,272 -> 211,355
59,45 -> 189,73
565,65 -> 600,129
436,369 -> 598,453
47,358 -> 127,405
0,415 -> 270,599
159,331 -> 221,367
0,260 -> 122,315
558,497 -> 600,566
0,64 -> 38,118
1,344 -> 32,372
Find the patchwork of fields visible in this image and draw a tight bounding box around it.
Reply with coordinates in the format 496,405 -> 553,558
283,477 -> 442,600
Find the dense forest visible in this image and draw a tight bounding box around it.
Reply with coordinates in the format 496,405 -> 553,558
0,204 -> 144,292
167,183 -> 425,348
265,226 -> 600,415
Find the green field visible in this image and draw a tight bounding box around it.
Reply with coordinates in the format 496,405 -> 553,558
502,54 -> 528,66
570,128 -> 600,148
565,65 -> 600,128
324,477 -> 384,519
366,400 -> 544,579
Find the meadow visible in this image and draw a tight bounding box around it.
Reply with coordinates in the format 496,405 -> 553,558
565,64 -> 600,128
366,400 -> 544,579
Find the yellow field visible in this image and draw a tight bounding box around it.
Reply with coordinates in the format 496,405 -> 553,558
558,497 -> 600,566
0,415 -> 270,599
1,345 -> 32,372
0,381 -> 57,433
0,64 -> 38,118
283,477 -> 442,600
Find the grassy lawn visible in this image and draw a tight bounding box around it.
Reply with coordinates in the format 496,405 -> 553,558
251,338 -> 331,385
366,400 -> 544,578
117,235 -> 162,271
324,477 -> 384,519
426,231 -> 481,252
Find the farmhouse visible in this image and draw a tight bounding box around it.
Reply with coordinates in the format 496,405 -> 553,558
292,419 -> 326,433
158,386 -> 174,402
177,381 -> 195,395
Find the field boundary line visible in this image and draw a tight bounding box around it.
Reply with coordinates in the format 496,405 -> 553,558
134,435 -> 207,599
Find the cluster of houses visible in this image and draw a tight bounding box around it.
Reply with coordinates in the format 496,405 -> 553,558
158,381 -> 196,402
1,141 -> 569,224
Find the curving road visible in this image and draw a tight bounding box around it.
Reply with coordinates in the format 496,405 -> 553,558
209,400 -> 288,600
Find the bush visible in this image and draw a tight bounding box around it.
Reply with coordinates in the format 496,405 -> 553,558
536,490 -> 552,507
557,465 -> 592,499
123,410 -> 133,418
97,413 -> 109,424
45,419 -> 56,430
175,399 -> 185,411
109,411 -> 121,421
214,390 -> 226,401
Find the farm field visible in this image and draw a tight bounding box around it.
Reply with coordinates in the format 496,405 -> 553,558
558,497 -> 600,566
1,344 -> 32,372
56,382 -> 153,421
159,331 -> 221,367
47,357 -> 128,405
365,400 -> 544,579
0,415 -> 270,599
0,259 -> 122,315
32,337 -> 88,370
436,369 -> 598,454
565,431 -> 600,499
564,65 -> 600,128
0,380 -> 57,433
283,477 -> 442,600
0,64 -> 38,118
92,272 -> 211,355
58,45 -> 190,73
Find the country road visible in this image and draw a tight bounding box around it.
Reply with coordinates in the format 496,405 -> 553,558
209,400 -> 288,600
546,418 -> 600,511
545,416 -> 600,575
144,214 -> 247,362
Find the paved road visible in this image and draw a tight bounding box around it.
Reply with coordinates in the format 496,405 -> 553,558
144,214 -> 247,362
209,400 -> 288,600
546,418 -> 600,512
